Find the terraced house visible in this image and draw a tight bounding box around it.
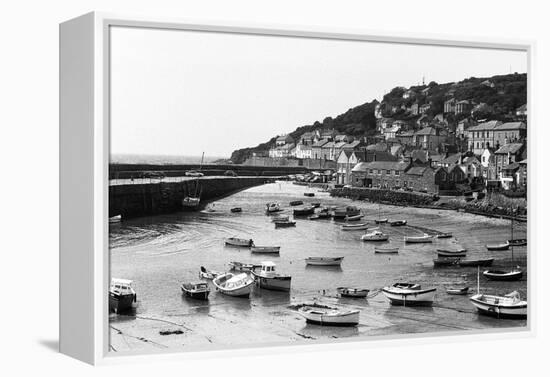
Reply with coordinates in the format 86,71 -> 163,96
467,120 -> 502,155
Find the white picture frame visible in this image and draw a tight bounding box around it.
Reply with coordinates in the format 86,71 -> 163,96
59,11 -> 534,365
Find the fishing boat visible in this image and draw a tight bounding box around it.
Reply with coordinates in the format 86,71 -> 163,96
446,286 -> 470,295
390,220 -> 407,226
470,291 -> 527,319
271,215 -> 289,222
109,278 -> 137,313
404,234 -> 433,243
362,230 -> 389,242
381,283 -> 436,306
483,269 -> 523,281
345,214 -> 364,222
298,303 -> 360,326
305,256 -> 344,266
486,241 -> 510,251
437,248 -> 467,257
304,192 -> 315,197
336,287 -> 369,298
436,232 -> 453,239
230,207 -> 242,213
212,272 -> 255,298
375,218 -> 388,224
250,246 -> 281,254
251,261 -> 291,291
228,261 -> 261,272
109,214 -> 122,223
332,206 -> 361,220
508,238 -> 527,246
199,266 -> 221,280
374,246 -> 399,254
433,257 -> 461,267
289,200 -> 304,206
181,282 -> 210,300
457,258 -> 494,267
311,202 -> 321,208
266,202 -> 281,213
274,220 -> 296,228
293,206 -> 315,216
341,223 -> 369,231
225,237 -> 254,247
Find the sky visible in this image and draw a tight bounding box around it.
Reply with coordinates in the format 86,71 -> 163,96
110,26 -> 527,158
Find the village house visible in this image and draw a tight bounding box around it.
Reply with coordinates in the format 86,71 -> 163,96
311,139 -> 329,160
410,103 -> 419,115
517,159 -> 527,190
460,155 -> 482,180
319,129 -> 337,141
455,100 -> 475,115
336,149 -> 364,185
268,142 -> 295,158
294,142 -> 312,159
299,131 -> 318,145
456,118 -> 477,139
275,134 -> 294,147
396,130 -> 415,146
438,152 -> 462,168
419,103 -> 431,114
383,124 -> 401,140
444,98 -> 456,113
480,147 -> 497,180
376,117 -> 395,132
342,140 -> 363,152
467,120 -> 502,155
350,160 -> 410,188
321,141 -> 335,160
493,122 -> 526,146
416,114 -> 431,128
331,141 -> 348,161
413,127 -> 447,150
447,164 -> 467,183
494,143 -> 525,187
375,102 -> 391,119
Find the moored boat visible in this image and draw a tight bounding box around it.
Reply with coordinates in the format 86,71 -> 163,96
212,272 -> 255,298
486,241 -> 510,251
199,266 -> 221,280
374,246 -> 399,254
109,278 -> 137,313
433,257 -> 461,267
469,291 -> 527,319
458,258 -> 494,267
271,215 -> 289,222
362,230 -> 389,242
375,218 -> 388,224
341,223 -> 369,231
404,234 -> 433,243
289,200 -> 304,206
337,287 -> 369,298
304,192 -> 315,197
382,283 -> 436,306
446,286 -> 469,295
225,237 -> 254,247
298,303 -> 360,326
311,202 -> 321,208
274,220 -> 296,228
251,261 -> 291,291
508,238 -> 527,246
228,261 -> 261,272
436,232 -> 453,239
181,282 -> 210,300
437,248 -> 467,257
483,269 -> 523,281
293,206 -> 315,216
345,214 -> 364,222
333,206 -> 361,220
250,246 -> 281,254
182,196 -> 201,210
305,256 -> 344,266
390,220 -> 407,226
230,207 -> 242,213
266,202 -> 281,213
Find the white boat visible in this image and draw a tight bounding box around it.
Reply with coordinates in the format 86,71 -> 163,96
483,269 -> 523,281
337,287 -> 369,298
341,223 -> 369,231
251,261 -> 291,291
182,196 -> 201,209
266,202 -> 281,213
470,291 -> 527,319
250,246 -> 281,254
404,234 -> 433,243
437,248 -> 467,257
361,230 -> 389,242
199,266 -> 221,280
225,237 -> 254,247
305,256 -> 344,266
298,303 -> 360,326
382,283 -> 436,306
109,214 -> 122,223
212,272 -> 255,298
109,278 -> 137,313
486,241 -> 510,251
345,214 -> 364,222
374,247 -> 399,254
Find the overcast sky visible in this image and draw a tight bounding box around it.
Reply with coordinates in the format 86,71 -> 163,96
110,26 -> 527,158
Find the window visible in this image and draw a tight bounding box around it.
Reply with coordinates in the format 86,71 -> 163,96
373,169 -> 377,174
396,171 -> 400,176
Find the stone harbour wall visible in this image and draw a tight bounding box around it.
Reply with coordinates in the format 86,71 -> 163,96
330,187 -> 438,206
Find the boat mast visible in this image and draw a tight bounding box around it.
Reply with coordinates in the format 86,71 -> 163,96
477,266 -> 480,294
199,152 -> 205,171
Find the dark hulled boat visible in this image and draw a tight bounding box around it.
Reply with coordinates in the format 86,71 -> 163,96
181,282 -> 210,300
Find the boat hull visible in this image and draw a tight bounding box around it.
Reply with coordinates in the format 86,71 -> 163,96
405,237 -> 432,243
250,246 -> 280,254
252,273 -> 291,292
458,258 -> 494,267
483,270 -> 523,281
374,247 -> 398,253
382,288 -> 436,306
181,288 -> 210,300
299,309 -> 360,326
109,293 -> 136,313
437,250 -> 467,257
341,224 -> 368,231
305,257 -> 344,266
470,294 -> 527,319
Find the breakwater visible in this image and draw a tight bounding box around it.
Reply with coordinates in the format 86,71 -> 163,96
330,187 -> 438,206
109,176 -> 273,218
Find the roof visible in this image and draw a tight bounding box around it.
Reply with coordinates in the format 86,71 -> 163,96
467,120 -> 502,132
261,261 -> 276,267
334,142 -> 347,148
398,130 -> 415,137
390,145 -> 403,155
365,142 -> 388,152
406,166 -> 429,176
415,127 -> 436,136
441,153 -> 462,165
494,122 -> 526,131
343,140 -> 362,149
429,154 -> 445,162
312,139 -> 329,148
276,134 -> 293,141
352,161 -> 410,172
503,162 -> 520,171
111,278 -> 133,285
322,141 -> 335,148
462,156 -> 480,165
337,149 -> 353,160
495,143 -> 524,154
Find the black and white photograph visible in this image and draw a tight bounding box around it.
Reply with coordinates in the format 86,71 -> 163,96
107,25 -> 528,353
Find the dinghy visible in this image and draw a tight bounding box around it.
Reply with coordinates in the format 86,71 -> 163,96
483,269 -> 523,281
304,192 -> 315,197
374,246 -> 399,254
341,223 -> 369,231
225,237 -> 254,247
345,214 -> 364,222
336,287 -> 369,298
508,238 -> 527,246
274,220 -> 296,228
469,291 -> 527,319
404,234 -> 433,243
181,282 -> 210,300
382,283 -> 436,306
375,218 -> 388,224
230,207 -> 242,213
486,241 -> 510,251
305,256 -> 344,266
436,232 -> 453,239
289,200 -> 304,206
390,220 -> 407,226
212,273 -> 254,298
199,266 -> 221,280
298,303 -> 360,326
293,206 -> 315,216
251,261 -> 291,291
266,202 -> 281,213
433,257 -> 461,267
109,214 -> 122,223
446,286 -> 469,295
271,215 -> 289,222
250,246 -> 281,254
437,248 -> 467,257
361,230 -> 389,242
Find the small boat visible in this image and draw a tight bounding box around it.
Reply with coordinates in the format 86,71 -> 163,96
446,286 -> 470,295
433,257 -> 461,267
404,234 -> 433,243
345,214 -> 364,222
109,278 -> 137,313
298,303 -> 360,326
362,230 -> 389,242
230,207 -> 242,213
337,287 -> 369,298
293,206 -> 315,216
437,248 -> 467,257
182,196 -> 201,210
228,261 -> 261,272
486,241 -> 510,251
181,282 -> 210,300
469,291 -> 527,319
390,220 -> 407,226
266,202 -> 281,213
436,232 -> 453,239
305,256 -> 344,266
304,192 -> 315,197
109,214 -> 122,223
275,220 -> 296,228
333,206 -> 361,220
381,283 -> 436,306
225,237 -> 254,247
483,269 -> 523,281
212,273 -> 255,298
311,202 -> 321,208
199,266 -> 221,280
374,246 -> 399,254
458,258 -> 494,267
289,200 -> 304,206
508,238 -> 527,246
250,246 -> 281,254
375,218 -> 388,224
251,261 -> 291,291
271,215 -> 289,222
341,223 -> 369,231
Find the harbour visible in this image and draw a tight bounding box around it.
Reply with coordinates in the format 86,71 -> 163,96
109,181 -> 527,352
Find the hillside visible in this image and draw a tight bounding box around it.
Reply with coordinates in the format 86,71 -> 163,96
229,72 -> 526,164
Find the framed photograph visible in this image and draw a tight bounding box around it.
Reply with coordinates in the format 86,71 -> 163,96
60,12 -> 532,365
